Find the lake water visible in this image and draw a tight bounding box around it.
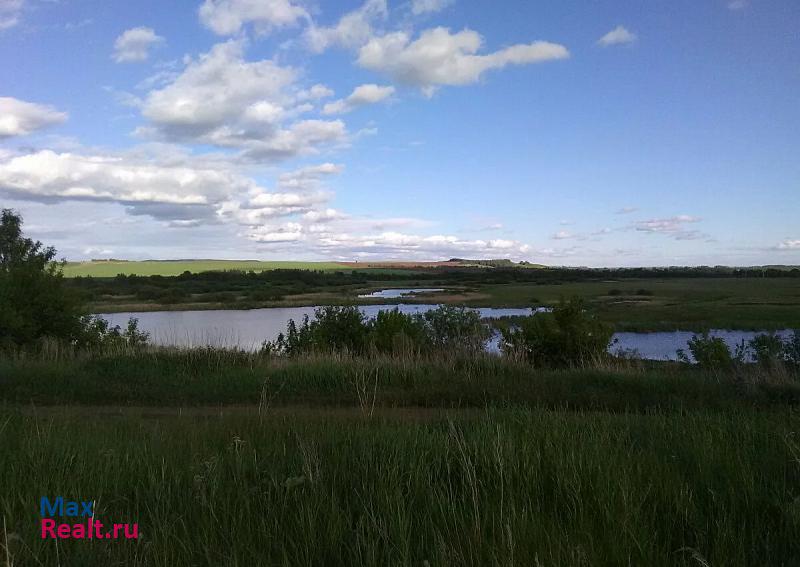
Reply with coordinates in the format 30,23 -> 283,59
99,306 -> 794,361
100,305 -> 534,351
358,288 -> 445,299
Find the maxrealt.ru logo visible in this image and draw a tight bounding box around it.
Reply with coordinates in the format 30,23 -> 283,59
39,497 -> 139,540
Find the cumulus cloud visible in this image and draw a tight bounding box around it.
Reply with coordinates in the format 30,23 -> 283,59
357,27 -> 569,93
138,40 -> 347,161
411,0 -> 454,15
598,25 -> 637,47
728,0 -> 748,10
306,0 -> 388,52
112,27 -> 165,63
0,150 -> 244,209
632,215 -> 705,240
0,97 -> 68,139
0,0 -> 23,30
322,84 -> 395,115
552,230 -> 574,240
199,0 -> 309,36
247,222 -> 304,243
0,147 -> 340,229
278,163 -> 343,191
311,230 -> 531,260
775,239 -> 800,251
615,206 -> 638,215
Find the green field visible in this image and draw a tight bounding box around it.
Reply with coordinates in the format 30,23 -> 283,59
468,277 -> 800,331
2,348 -> 797,410
63,260 -> 347,277
2,346 -> 799,565
2,406 -> 798,565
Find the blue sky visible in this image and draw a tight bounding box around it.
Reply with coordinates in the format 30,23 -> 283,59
1,0 -> 798,266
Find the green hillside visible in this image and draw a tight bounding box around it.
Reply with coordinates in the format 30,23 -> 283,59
63,260 -> 346,277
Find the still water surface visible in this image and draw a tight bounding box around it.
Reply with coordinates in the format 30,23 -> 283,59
99,303 -> 792,361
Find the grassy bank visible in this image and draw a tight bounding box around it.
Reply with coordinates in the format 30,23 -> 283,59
2,349 -> 798,410
77,274 -> 800,331
471,277 -> 800,331
1,408 -> 799,565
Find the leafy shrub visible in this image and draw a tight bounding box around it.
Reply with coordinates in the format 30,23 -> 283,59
369,309 -> 429,354
0,209 -> 84,347
158,288 -> 187,304
265,305 -> 491,357
677,333 -> 734,369
501,297 -> 614,367
783,331 -> 800,367
265,306 -> 369,356
74,316 -> 150,350
635,289 -> 654,296
421,306 -> 489,353
748,333 -> 786,368
608,289 -> 623,296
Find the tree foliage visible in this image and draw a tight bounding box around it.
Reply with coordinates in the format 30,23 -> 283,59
0,209 -> 84,346
501,298 -> 614,367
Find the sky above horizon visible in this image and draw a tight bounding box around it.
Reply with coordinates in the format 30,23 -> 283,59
1,0 -> 798,267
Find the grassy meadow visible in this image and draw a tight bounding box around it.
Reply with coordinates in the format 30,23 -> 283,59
1,406 -> 799,565
1,349 -> 799,409
2,347 -> 800,565
63,260 -> 348,278
471,277 -> 800,331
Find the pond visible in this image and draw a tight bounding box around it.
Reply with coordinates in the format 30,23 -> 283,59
100,305 -> 533,351
99,307 -> 794,361
357,288 -> 445,299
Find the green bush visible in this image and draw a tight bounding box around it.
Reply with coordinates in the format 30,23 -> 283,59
748,333 -> 786,368
369,309 -> 429,354
0,209 -> 84,346
501,297 -> 614,367
265,306 -> 370,356
786,331 -> 800,367
266,305 -> 491,357
421,305 -> 489,353
677,333 -> 734,369
74,316 -> 150,350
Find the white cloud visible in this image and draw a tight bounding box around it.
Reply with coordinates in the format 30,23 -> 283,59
0,150 -> 245,209
247,222 -> 304,243
139,40 -> 347,160
83,247 -> 114,256
728,0 -> 748,10
306,0 -> 388,52
598,25 -> 637,47
357,27 -> 569,93
112,27 -> 165,63
633,215 -> 705,240
199,0 -> 308,36
552,230 -> 574,240
615,206 -> 638,215
0,0 -> 23,30
278,163 -> 343,191
322,84 -> 395,115
775,239 -> 800,251
0,97 -> 68,138
311,230 -> 532,260
411,0 -> 454,15
302,208 -> 345,223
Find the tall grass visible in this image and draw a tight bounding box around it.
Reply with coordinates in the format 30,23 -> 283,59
0,408 -> 798,565
1,346 -> 798,410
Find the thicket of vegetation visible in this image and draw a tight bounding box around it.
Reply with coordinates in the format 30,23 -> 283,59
264,305 -> 490,357
679,331 -> 800,369
0,210 -> 146,350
